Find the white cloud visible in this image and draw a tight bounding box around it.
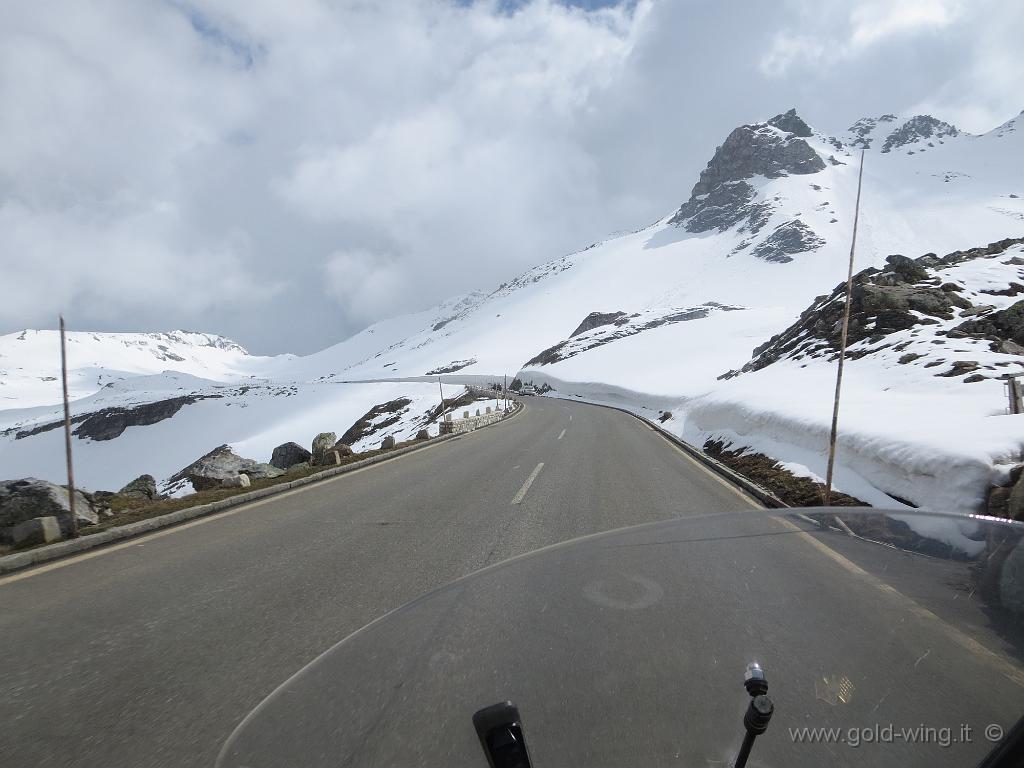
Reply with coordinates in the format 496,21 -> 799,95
0,0 -> 1020,353
761,0 -> 965,76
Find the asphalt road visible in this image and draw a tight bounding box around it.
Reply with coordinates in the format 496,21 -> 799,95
0,396 -> 762,768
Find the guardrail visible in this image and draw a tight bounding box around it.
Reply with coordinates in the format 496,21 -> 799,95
439,401 -> 518,435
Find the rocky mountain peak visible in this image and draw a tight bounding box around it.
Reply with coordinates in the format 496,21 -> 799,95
880,115 -> 959,153
767,108 -> 813,137
847,114 -> 897,148
669,110 -> 825,243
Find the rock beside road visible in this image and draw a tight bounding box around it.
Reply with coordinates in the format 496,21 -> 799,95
270,442 -> 312,470
11,516 -> 62,547
118,474 -> 159,500
0,478 -> 98,543
311,433 -> 337,466
168,445 -> 283,492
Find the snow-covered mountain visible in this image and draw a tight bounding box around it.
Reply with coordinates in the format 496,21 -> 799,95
0,329 -> 276,409
2,107 -> 1022,512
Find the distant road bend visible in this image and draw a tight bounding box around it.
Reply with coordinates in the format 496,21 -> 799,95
0,396 -> 1020,767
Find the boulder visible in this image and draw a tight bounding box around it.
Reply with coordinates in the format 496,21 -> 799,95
118,474 -> 158,500
221,474 -> 251,489
287,462 -> 311,473
999,540 -> 1024,614
0,478 -> 97,540
11,516 -> 63,547
320,450 -> 341,466
381,436 -> 396,450
311,432 -> 338,466
167,445 -> 283,493
1008,474 -> 1024,521
415,429 -> 430,440
270,442 -> 312,470
332,442 -> 354,457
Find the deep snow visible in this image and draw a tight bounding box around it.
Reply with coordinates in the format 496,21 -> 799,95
2,108 -> 1022,512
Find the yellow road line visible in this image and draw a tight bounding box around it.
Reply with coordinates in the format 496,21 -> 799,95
649,421 -> 1024,687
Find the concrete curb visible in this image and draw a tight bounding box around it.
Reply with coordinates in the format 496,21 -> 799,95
566,398 -> 790,509
0,402 -> 525,576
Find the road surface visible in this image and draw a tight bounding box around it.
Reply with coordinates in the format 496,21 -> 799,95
1,396 -> 1020,767
0,396 -> 757,767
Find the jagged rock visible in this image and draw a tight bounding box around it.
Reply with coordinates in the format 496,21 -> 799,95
957,300 -> 1024,348
670,114 -> 824,233
881,116 -> 959,153
570,311 -> 629,338
332,442 -> 354,457
11,516 -> 63,547
767,108 -> 813,137
168,445 -> 283,492
118,474 -> 158,500
416,429 -> 430,440
847,114 -> 897,149
937,361 -> 979,377
750,220 -> 824,263
0,478 -> 97,540
16,394 -> 215,442
222,474 -> 250,489
381,436 -> 396,450
270,442 -> 312,470
89,491 -> 117,518
339,400 -> 412,446
311,432 -> 338,466
732,241 -> 1024,374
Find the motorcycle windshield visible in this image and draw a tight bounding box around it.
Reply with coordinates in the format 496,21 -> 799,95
217,509 -> 1024,768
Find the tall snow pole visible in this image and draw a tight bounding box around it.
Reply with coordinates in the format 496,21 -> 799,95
438,376 -> 445,419
60,315 -> 79,538
824,149 -> 865,506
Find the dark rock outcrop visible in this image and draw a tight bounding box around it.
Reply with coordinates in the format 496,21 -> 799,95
425,359 -> 476,376
270,442 -> 312,470
525,303 -> 743,367
73,396 -> 207,441
570,311 -> 630,338
726,238 -> 1024,377
767,108 -> 813,137
339,399 -> 412,447
846,114 -> 897,149
168,445 -> 283,492
670,110 -> 825,235
956,301 -> 1024,349
13,394 -> 213,441
118,474 -> 159,500
750,220 -> 825,263
0,478 -> 97,541
881,115 -> 958,153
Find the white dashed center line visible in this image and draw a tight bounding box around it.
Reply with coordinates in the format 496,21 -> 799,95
512,462 -> 544,505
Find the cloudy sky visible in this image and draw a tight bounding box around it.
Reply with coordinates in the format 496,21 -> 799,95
2,0 -> 1021,354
